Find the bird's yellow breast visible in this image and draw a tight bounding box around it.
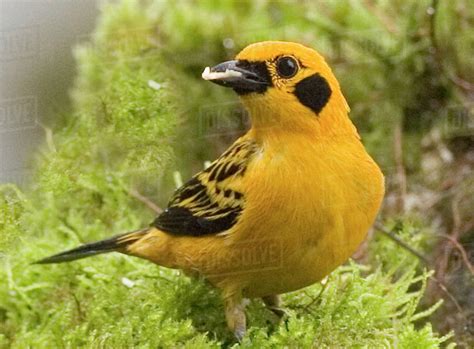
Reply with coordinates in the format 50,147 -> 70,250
217,130 -> 384,297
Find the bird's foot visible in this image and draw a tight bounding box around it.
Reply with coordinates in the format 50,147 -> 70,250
262,294 -> 290,333
224,292 -> 248,341
233,324 -> 246,342
267,305 -> 290,319
262,294 -> 287,318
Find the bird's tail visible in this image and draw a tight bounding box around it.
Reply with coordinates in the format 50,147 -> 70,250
33,228 -> 149,264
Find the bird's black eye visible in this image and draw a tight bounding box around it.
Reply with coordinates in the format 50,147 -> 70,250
276,56 -> 298,78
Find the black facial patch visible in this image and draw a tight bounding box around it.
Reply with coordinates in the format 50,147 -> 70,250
233,60 -> 272,95
294,74 -> 332,115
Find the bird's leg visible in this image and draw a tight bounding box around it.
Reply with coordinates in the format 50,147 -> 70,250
262,294 -> 287,318
223,292 -> 247,341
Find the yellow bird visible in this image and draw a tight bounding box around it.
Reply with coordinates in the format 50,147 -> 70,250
36,41 -> 384,340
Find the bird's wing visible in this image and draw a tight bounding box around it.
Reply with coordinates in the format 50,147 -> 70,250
152,138 -> 258,236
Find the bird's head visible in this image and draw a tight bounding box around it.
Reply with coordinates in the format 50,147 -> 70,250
203,41 -> 357,137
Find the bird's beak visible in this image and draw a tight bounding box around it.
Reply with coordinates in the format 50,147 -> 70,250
202,60 -> 270,94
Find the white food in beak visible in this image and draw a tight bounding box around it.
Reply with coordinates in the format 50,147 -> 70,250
201,66 -> 243,81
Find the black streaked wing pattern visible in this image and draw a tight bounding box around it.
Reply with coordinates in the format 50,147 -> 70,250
152,139 -> 258,236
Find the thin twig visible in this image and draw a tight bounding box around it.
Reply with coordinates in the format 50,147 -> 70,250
428,0 -> 440,56
72,292 -> 85,322
128,188 -> 163,214
301,278 -> 330,313
437,234 -> 474,275
364,0 -> 397,34
436,194 -> 473,276
393,121 -> 407,213
451,193 -> 462,240
428,275 -> 465,316
374,223 -> 430,265
37,122 -> 57,153
449,75 -> 474,91
436,193 -> 462,282
375,223 -> 467,318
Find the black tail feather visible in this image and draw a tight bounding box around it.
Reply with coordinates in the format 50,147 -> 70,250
33,229 -> 148,264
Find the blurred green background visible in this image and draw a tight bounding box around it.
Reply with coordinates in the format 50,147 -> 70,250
1,0 -> 472,347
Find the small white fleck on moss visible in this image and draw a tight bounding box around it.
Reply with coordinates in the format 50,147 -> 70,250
148,80 -> 162,90
121,277 -> 135,288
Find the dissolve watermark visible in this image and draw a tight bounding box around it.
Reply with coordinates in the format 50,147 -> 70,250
198,101 -> 250,137
0,26 -> 39,61
442,103 -> 474,137
185,238 -> 284,277
0,96 -> 38,133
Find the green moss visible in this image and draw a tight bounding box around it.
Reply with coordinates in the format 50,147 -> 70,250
0,250 -> 453,348
0,0 -> 460,347
240,264 -> 451,348
369,218 -> 433,273
0,185 -> 28,256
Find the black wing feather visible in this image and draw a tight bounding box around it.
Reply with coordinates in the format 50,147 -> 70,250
152,139 -> 257,236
